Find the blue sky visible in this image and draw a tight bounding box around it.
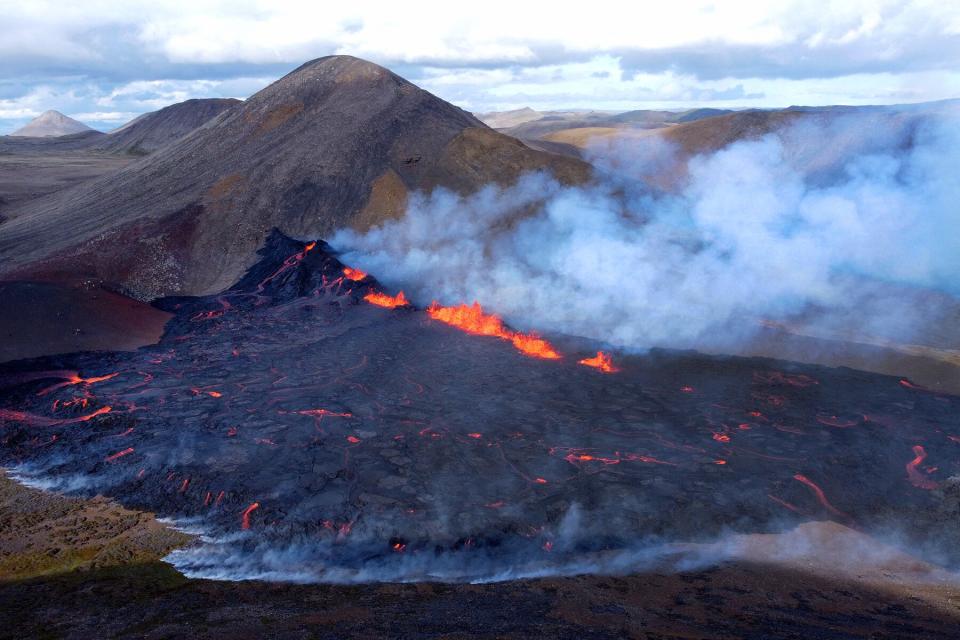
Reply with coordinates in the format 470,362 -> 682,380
2,0 -> 959,133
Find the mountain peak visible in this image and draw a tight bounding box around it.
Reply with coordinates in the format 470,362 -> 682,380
249,55 -> 406,109
293,55 -> 393,79
10,110 -> 94,137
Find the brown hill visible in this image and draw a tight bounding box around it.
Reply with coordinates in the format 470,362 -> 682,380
98,98 -> 240,155
0,56 -> 590,298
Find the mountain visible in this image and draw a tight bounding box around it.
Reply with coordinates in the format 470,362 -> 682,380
10,110 -> 94,137
99,98 -> 240,155
673,107 -> 735,123
476,107 -> 544,129
0,56 -> 590,299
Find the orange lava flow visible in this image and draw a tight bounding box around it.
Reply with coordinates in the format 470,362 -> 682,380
241,502 -> 260,530
105,447 -> 134,462
906,445 -> 939,490
793,473 -> 851,521
578,351 -> 619,373
0,405 -> 112,427
343,266 -> 368,281
364,290 -> 409,308
427,301 -> 561,360
37,371 -> 119,396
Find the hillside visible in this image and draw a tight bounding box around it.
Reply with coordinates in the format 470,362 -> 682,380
98,98 -> 240,155
0,56 -> 590,298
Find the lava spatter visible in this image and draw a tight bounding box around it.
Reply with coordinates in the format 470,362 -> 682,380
578,351 -> 619,372
343,266 -> 368,281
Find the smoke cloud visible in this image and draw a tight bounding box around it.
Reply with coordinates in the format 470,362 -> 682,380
333,113 -> 960,353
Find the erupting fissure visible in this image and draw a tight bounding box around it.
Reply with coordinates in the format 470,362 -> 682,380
426,301 -> 561,360
364,290 -> 410,308
345,260 -> 619,365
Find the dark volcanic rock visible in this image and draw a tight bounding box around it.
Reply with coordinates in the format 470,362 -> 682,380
1,231 -> 958,583
96,98 -> 240,155
3,560 -> 960,639
0,56 -> 591,299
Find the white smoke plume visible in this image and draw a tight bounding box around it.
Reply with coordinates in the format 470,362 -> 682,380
333,112 -> 960,352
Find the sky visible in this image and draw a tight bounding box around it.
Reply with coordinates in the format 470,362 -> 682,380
1,0 -> 959,133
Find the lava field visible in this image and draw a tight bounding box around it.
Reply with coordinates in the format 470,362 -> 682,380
1,231 -> 958,582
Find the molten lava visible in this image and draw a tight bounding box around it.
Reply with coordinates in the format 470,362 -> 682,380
578,351 -> 619,373
0,405 -> 112,427
241,502 -> 260,530
427,301 -> 561,360
104,447 -> 134,462
342,266 -> 368,281
36,371 -> 119,396
793,473 -> 851,522
364,290 -> 410,308
906,445 -> 939,490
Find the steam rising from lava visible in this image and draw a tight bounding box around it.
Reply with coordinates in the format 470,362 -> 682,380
334,115 -> 960,352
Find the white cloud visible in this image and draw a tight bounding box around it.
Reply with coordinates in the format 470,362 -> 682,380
0,0 -> 958,132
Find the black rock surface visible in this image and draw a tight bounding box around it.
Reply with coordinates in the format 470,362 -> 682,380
1,231 -> 957,582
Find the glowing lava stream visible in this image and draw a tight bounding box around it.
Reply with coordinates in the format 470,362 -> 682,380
241,502 -> 260,530
105,447 -> 134,462
426,301 -> 561,360
0,406 -> 112,426
579,351 -> 619,372
793,473 -> 852,522
906,445 -> 939,490
364,290 -> 410,308
256,242 -> 317,292
36,371 -> 119,396
349,262 -> 614,363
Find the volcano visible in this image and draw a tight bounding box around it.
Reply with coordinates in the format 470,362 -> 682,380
0,56 -> 590,299
2,232 -> 957,583
10,110 -> 94,138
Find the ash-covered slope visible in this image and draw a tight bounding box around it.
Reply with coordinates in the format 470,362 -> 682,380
0,56 -> 590,298
99,98 -> 240,155
10,110 -> 94,137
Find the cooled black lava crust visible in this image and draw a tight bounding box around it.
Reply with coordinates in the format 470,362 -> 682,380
1,231 -> 957,580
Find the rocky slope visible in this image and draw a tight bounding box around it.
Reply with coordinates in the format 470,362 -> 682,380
98,98 -> 240,155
